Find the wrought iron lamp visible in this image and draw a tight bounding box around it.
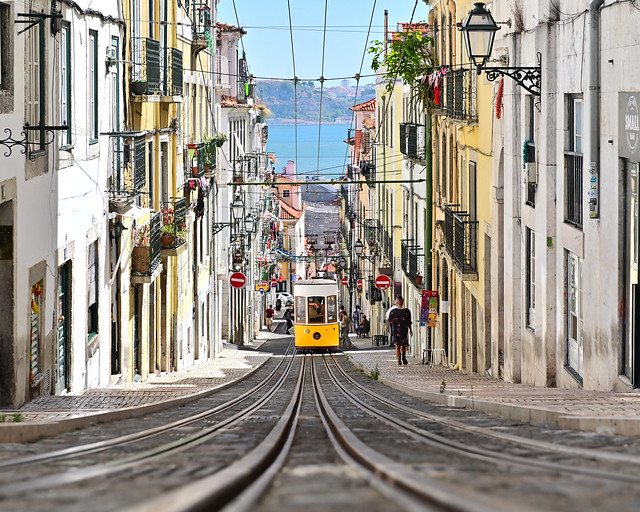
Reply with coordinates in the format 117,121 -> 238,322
460,2 -> 541,96
354,239 -> 364,257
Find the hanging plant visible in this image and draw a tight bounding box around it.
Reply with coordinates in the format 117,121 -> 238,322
369,24 -> 439,113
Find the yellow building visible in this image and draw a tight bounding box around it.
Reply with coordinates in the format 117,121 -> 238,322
109,1 -> 216,381
428,0 -> 495,375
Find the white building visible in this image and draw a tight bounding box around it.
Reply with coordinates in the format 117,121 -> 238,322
492,0 -> 639,390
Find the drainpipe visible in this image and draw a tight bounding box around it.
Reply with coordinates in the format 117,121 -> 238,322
588,0 -> 605,219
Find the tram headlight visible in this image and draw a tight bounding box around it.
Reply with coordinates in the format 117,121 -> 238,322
313,332 -> 321,340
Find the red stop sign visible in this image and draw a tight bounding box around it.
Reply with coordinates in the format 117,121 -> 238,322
375,275 -> 391,290
356,279 -> 363,290
230,272 -> 247,288
340,277 -> 349,286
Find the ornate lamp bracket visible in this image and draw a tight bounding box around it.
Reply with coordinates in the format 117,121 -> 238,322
0,124 -> 68,157
482,52 -> 541,96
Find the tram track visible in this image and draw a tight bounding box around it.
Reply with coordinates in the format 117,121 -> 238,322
321,355 -> 640,485
329,354 -> 640,466
0,347 -> 299,499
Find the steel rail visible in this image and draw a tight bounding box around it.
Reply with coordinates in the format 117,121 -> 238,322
329,354 -> 640,465
323,355 -> 640,484
310,356 -> 511,512
0,349 -> 299,497
0,344 -> 295,471
128,354 -> 307,512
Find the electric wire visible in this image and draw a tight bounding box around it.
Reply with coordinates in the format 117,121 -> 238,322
286,0 -> 299,176
315,0 -> 329,180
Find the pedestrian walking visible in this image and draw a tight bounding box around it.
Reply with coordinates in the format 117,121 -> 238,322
352,305 -> 361,333
265,305 -> 274,331
283,304 -> 294,333
387,296 -> 412,365
339,310 -> 352,349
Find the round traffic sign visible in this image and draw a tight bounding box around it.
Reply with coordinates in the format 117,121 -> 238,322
356,279 -> 363,290
271,278 -> 277,287
230,272 -> 247,289
375,274 -> 392,290
340,277 -> 349,286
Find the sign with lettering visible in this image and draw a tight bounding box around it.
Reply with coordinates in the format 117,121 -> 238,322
620,93 -> 640,159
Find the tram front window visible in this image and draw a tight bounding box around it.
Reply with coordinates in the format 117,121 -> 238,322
326,295 -> 337,322
307,296 -> 326,323
295,296 -> 306,323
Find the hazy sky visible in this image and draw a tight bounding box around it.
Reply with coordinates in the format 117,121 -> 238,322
216,0 -> 431,85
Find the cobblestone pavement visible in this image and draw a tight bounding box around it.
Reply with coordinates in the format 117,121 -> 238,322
345,335 -> 640,437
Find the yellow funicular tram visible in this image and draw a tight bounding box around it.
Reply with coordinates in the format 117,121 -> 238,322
293,278 -> 339,351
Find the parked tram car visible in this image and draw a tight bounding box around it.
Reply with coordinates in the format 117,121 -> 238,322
293,279 -> 340,351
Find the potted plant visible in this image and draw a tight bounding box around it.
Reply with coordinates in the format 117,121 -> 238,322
161,223 -> 175,248
131,79 -> 147,95
132,224 -> 151,272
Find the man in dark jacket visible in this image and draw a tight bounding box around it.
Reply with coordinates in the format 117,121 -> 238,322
387,296 -> 412,365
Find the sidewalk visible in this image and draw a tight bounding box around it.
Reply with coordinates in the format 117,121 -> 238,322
345,334 -> 640,437
0,342 -> 272,443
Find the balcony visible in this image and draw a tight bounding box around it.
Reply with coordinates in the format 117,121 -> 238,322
108,135 -> 146,213
443,204 -> 478,278
186,143 -> 214,179
435,69 -> 477,123
399,123 -> 426,161
359,160 -> 376,186
131,211 -> 163,282
401,240 -> 425,288
237,81 -> 255,105
161,198 -> 187,254
131,38 -> 183,99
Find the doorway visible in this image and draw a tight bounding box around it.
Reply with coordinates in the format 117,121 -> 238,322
56,261 -> 71,394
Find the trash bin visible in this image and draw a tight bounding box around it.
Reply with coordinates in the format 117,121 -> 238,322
373,335 -> 388,346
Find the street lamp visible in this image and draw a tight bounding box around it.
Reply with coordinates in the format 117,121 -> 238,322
354,239 -> 364,257
244,212 -> 256,234
460,2 -> 541,96
231,195 -> 245,223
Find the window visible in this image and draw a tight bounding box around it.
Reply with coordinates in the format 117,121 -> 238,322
326,295 -> 337,322
469,161 -> 477,221
526,228 -> 535,330
283,189 -> 290,198
89,31 -> 98,141
60,23 -> 71,146
567,252 -> 583,378
28,19 -> 45,150
87,241 -> 99,339
0,2 -> 14,97
565,96 -> 583,227
307,296 -> 326,324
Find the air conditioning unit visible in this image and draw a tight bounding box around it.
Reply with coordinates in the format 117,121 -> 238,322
525,162 -> 537,184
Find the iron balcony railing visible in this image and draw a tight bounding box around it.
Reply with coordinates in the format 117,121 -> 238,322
399,122 -> 426,161
108,135 -> 147,209
192,3 -> 212,38
401,240 -> 424,286
382,228 -> 392,262
132,211 -> 162,275
565,152 -> 583,228
444,204 -> 478,276
161,198 -> 187,250
436,68 -> 477,123
360,160 -> 376,186
131,38 -> 182,96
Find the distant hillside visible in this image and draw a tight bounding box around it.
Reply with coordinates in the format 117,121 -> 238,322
255,80 -> 375,123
